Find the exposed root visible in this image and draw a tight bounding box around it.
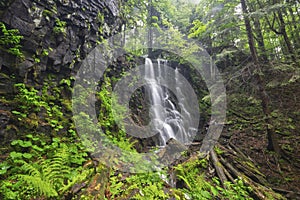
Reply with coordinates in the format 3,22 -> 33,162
205,142 -> 286,199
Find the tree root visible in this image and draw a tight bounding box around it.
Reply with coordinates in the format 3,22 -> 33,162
207,142 -> 287,200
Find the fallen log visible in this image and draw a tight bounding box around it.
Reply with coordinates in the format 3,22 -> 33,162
210,150 -> 227,186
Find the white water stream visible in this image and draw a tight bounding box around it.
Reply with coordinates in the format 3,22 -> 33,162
144,58 -> 195,146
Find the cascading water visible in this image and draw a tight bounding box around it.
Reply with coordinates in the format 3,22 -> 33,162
144,58 -> 195,147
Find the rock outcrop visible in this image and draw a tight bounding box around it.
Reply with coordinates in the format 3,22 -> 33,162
0,0 -> 123,86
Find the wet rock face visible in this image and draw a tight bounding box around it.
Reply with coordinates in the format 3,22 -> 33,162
0,109 -> 14,147
0,0 -> 122,82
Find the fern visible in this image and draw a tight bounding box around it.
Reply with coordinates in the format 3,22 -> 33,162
17,160 -> 41,177
3,144 -> 91,199
41,147 -> 70,187
59,168 -> 93,194
15,175 -> 58,197
10,154 -> 66,198
174,160 -> 214,199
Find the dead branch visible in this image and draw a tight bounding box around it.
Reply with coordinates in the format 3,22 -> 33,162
210,150 -> 227,186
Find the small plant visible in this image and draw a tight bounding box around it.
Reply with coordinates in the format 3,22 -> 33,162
53,18 -> 66,36
13,83 -> 42,113
59,76 -> 75,88
13,82 -> 69,133
97,76 -> 128,141
175,160 -> 214,199
213,177 -> 254,200
0,22 -> 24,58
42,9 -> 54,17
173,158 -> 254,200
41,49 -> 49,56
107,170 -> 170,199
33,55 -> 40,63
214,146 -> 224,155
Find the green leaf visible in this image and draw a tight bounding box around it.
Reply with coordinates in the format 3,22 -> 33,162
32,145 -> 44,152
26,134 -> 41,142
11,140 -> 22,146
11,110 -> 21,115
0,162 -> 10,175
201,190 -> 211,198
52,138 -> 60,143
211,186 -> 218,196
20,141 -> 32,148
10,151 -> 23,160
22,153 -> 33,159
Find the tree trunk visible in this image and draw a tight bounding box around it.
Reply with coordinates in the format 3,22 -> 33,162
248,2 -> 268,62
253,17 -> 268,63
240,0 -> 281,154
276,10 -> 298,65
286,0 -> 300,49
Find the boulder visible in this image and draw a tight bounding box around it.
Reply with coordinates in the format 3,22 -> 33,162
158,138 -> 187,165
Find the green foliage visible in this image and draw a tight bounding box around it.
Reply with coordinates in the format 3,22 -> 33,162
33,54 -> 41,63
121,0 -> 147,28
213,177 -> 254,200
12,81 -> 74,133
97,76 -> 127,142
0,162 -> 10,176
173,158 -> 253,200
188,19 -> 207,39
271,110 -> 296,136
147,0 -> 195,32
0,22 -> 24,58
189,0 -> 242,54
2,0 -> 297,197
42,9 -> 55,17
107,170 -> 170,199
0,135 -> 90,200
174,159 -> 215,199
214,146 -> 224,155
41,49 -> 49,56
59,76 -> 75,88
53,18 -> 66,36
154,26 -> 201,64
13,83 -> 42,113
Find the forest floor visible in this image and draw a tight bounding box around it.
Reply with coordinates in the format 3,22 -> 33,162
217,66 -> 300,199
230,131 -> 300,198
185,128 -> 300,199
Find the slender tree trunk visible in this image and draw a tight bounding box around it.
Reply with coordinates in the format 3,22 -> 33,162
286,0 -> 300,49
253,18 -> 268,62
240,0 -> 281,154
272,0 -> 299,65
276,11 -> 298,64
248,1 -> 268,62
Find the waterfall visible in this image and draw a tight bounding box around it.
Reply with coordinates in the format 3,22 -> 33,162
144,58 -> 195,147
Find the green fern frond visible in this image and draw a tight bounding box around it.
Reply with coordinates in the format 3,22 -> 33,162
59,168 -> 93,194
16,174 -> 58,197
18,160 -> 41,177
6,142 -> 89,199
41,149 -> 71,185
